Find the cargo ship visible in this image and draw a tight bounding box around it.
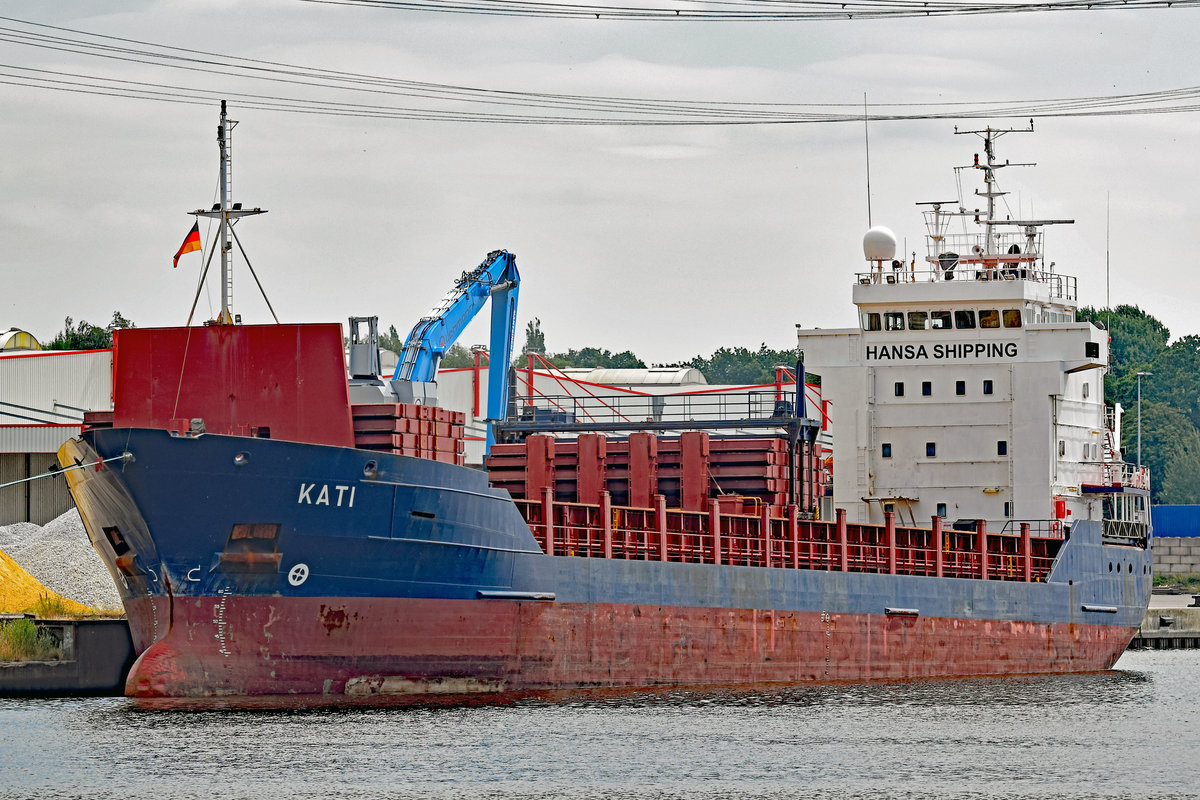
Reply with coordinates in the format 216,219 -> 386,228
58,109 -> 1151,698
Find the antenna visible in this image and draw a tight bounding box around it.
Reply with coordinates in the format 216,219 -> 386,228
863,93 -> 872,228
954,121 -> 1035,256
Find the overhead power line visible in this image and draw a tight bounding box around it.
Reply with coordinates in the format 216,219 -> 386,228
299,0 -> 1200,20
2,16 -> 1200,124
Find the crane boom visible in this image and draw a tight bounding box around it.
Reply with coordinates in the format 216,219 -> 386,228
392,249 -> 520,450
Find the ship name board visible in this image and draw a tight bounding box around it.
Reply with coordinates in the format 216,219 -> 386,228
865,342 -> 1018,361
298,483 -> 356,507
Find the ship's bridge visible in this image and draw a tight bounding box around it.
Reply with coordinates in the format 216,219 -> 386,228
854,219 -> 1078,332
851,269 -> 1080,335
799,220 -> 1109,531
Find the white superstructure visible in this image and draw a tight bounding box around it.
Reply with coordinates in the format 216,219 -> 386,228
798,126 -> 1149,536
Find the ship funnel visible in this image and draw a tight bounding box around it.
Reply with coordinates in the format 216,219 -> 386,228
863,226 -> 897,261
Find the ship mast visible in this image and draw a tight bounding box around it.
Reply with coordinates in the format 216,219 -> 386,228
191,100 -> 266,325
955,122 -> 1034,256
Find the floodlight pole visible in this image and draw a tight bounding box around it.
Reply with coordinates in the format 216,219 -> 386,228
1136,371 -> 1152,468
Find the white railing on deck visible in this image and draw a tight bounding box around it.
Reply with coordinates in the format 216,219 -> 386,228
1077,461 -> 1150,491
855,266 -> 1077,301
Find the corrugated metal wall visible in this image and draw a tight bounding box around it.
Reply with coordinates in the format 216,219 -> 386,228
0,349 -> 112,428
0,452 -> 73,525
0,425 -> 83,454
0,349 -> 110,524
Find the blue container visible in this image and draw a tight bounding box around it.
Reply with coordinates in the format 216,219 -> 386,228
1152,505 -> 1200,537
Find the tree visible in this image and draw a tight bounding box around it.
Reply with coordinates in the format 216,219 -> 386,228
545,347 -> 646,369
514,318 -> 644,369
379,324 -> 474,369
379,324 -> 404,355
440,343 -> 475,368
1140,335 -> 1200,430
1078,305 -> 1169,403
44,311 -> 135,350
673,344 -> 799,385
1134,401 -> 1200,504
523,318 -> 545,355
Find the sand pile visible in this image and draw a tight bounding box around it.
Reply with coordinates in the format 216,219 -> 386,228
0,509 -> 122,612
0,548 -> 93,615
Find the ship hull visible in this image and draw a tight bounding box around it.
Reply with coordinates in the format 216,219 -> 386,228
61,429 -> 1151,699
124,595 -> 1136,698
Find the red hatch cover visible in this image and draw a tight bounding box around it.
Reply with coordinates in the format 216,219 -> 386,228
111,323 -> 354,447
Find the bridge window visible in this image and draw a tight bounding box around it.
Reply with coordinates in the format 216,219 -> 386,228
954,310 -> 976,329
908,311 -> 928,330
1003,309 -> 1022,328
862,312 -> 881,331
884,312 -> 905,331
980,310 -> 1000,329
930,311 -> 952,330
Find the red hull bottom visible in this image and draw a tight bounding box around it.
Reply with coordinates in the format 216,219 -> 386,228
123,596 -> 1136,698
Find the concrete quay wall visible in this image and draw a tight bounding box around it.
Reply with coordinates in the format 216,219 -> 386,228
0,618 -> 133,695
1154,537 -> 1200,577
1131,604 -> 1200,650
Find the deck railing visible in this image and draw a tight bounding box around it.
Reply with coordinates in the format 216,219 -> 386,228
854,263 -> 1077,302
513,492 -> 1063,583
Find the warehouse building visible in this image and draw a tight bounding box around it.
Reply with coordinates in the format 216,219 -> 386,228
0,330 -> 112,524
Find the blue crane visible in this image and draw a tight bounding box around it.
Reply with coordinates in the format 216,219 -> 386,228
392,249 -> 520,451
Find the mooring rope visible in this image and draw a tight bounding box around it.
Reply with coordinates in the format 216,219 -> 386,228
0,453 -> 131,491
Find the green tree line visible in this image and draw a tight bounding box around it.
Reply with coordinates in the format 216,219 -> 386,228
43,312 -> 135,350
1078,305 -> 1200,504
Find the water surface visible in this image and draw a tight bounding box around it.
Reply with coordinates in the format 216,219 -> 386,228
2,650 -> 1197,799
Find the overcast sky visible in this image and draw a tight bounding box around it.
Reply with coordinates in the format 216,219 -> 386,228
3,1 -> 1198,364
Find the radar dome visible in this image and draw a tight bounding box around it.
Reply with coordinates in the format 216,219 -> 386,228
863,226 -> 897,261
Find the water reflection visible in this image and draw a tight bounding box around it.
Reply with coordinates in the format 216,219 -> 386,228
95,665 -> 1152,716
0,652 -> 1195,800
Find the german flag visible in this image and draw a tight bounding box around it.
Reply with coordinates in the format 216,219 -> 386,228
172,222 -> 201,268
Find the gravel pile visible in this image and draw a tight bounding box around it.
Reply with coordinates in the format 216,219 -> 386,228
0,509 -> 122,611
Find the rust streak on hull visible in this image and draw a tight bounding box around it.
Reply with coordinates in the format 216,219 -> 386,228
124,596 -> 1135,698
